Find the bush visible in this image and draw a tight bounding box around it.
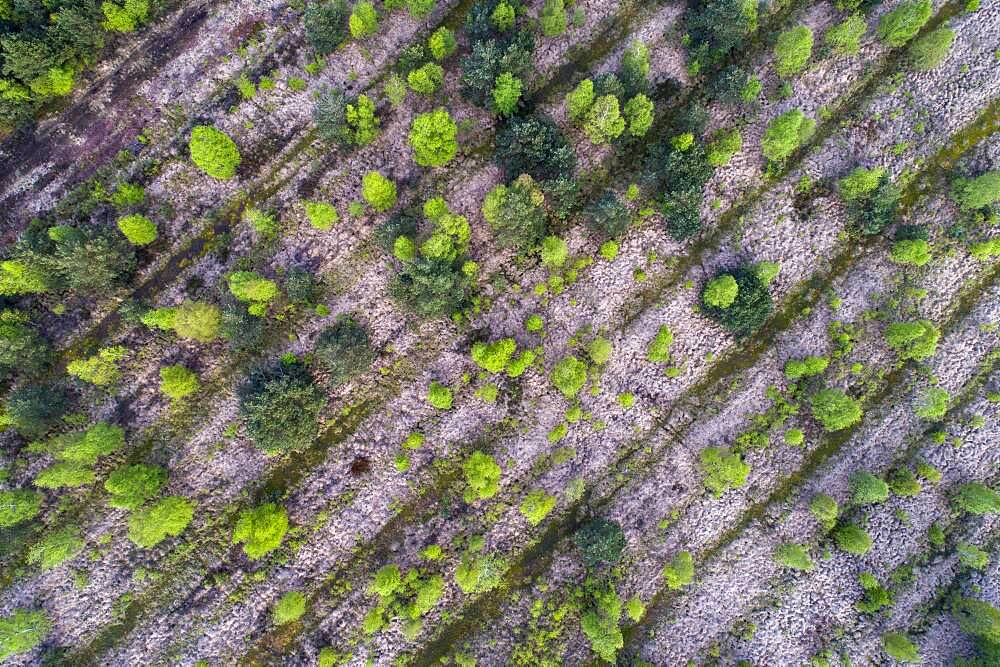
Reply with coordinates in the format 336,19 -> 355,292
623,94 -> 654,138
848,174 -> 900,235
304,0 -> 350,53
409,108 -> 458,167
238,361 -> 325,452
0,609 -> 50,660
471,338 -> 516,374
105,464 -> 166,510
580,585 -> 624,663
346,95 -> 380,146
835,523 -> 872,555
454,551 -> 506,595
348,0 -> 379,38
463,451 -> 501,501
885,320 -> 940,360
761,109 -> 815,161
700,446 -> 750,496
586,190 -> 631,238
703,274 -> 738,308
810,493 -> 839,530
810,388 -> 862,431
0,489 -> 43,528
552,356 -> 587,398
305,201 -> 339,230
914,386 -> 948,420
48,422 -> 124,465
784,355 -> 829,380
954,483 -> 1000,515
4,384 -> 67,438
273,591 -> 307,625
877,0 -> 932,47
67,345 -> 126,386
228,271 -> 279,307
27,526 -> 83,570
127,496 -> 195,548
619,40 -> 650,97
953,598 -> 1000,642
891,239 -> 932,266
775,543 -> 813,571
647,325 -> 673,363
951,172 -> 1000,210
540,235 -> 568,268
482,174 -> 547,249
909,26 -> 955,69
826,13 -> 867,56
0,310 -> 50,380
588,337 -> 612,365
958,542 -> 990,570
707,128 -> 742,166
34,462 -> 94,489
883,632 -> 921,663
232,502 -> 289,559
839,167 -> 886,201
662,550 -> 694,588
700,267 -> 772,338
582,95 -> 625,144
491,72 -> 522,116
407,62 -> 444,94
160,365 -> 199,400
428,26 -> 457,60
573,517 -> 625,568
173,301 -> 221,342
459,31 -> 534,107
774,25 -> 813,77
117,214 -> 157,246
427,381 -> 453,409
314,315 -> 373,384
857,572 -> 893,613
566,79 -> 594,121
391,257 -> 468,317
361,171 -> 397,212
540,0 -> 566,36
850,470 -> 889,505
888,467 -> 921,497
495,115 -> 576,181
519,489 -> 556,525
189,125 -> 241,179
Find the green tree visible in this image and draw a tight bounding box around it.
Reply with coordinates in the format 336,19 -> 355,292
159,365 -> 199,400
809,493 -> 839,531
954,598 -> 1000,643
228,271 -> 279,306
700,267 -> 772,338
409,108 -> 458,167
67,345 -> 127,386
573,517 -> 625,568
304,0 -> 350,53
761,109 -> 815,161
826,13 -> 867,56
0,310 -> 50,380
172,301 -> 221,342
909,26 -> 955,69
703,274 -> 738,308
105,464 -> 166,510
885,319 -> 940,360
348,0 -> 379,38
540,235 -> 568,269
481,174 -> 546,249
519,489 -> 555,525
127,496 -> 195,548
491,72 -> 522,116
581,585 -> 623,663
877,0 -> 932,47
883,632 -> 921,663
463,451 -> 501,502
238,361 -> 325,452
428,26 -> 457,60
495,115 -> 576,181
810,388 -> 862,431
583,95 -> 625,144
552,355 -> 587,398
189,125 -> 241,179
117,214 -> 157,246
346,95 -> 380,146
835,523 -> 872,555
784,355 -> 829,380
314,315 -> 374,384
407,62 -> 443,94
850,470 -> 889,506
34,462 -> 94,489
774,25 -> 813,77
707,128 -> 742,166
361,171 -> 397,212
101,0 -> 148,32
839,167 -> 886,201
0,489 -> 43,528
914,386 -> 949,420
622,93 -> 654,138
0,609 -> 50,659
4,384 -> 67,438
233,502 -> 289,559
540,0 -> 566,36
700,446 -> 750,496
891,239 -> 932,266
471,338 -> 516,373
566,78 -> 594,120
305,201 -> 339,230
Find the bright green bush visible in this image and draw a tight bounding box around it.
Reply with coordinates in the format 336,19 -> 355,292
707,128 -> 742,166
238,361 -> 325,452
703,274 -> 738,308
774,25 -> 813,77
33,462 -> 93,489
588,337 -> 612,365
104,464 -> 166,510
454,551 -> 506,594
885,319 -> 940,360
581,585 -> 624,663
409,108 -> 457,167
958,541 -> 990,570
762,109 -> 815,161
101,0 -> 148,31
909,26 -> 955,69
540,235 -> 568,268
540,0 -> 567,36
953,597 -> 1000,642
877,0 -> 932,47
826,13 -> 867,55
273,591 -> 307,624
954,483 -> 1000,515
26,526 -> 83,570
492,72 -> 522,116
127,496 -> 195,548
0,609 -> 50,659
159,365 -> 199,401
573,517 -> 625,568
647,325 -> 674,363
349,0 -> 379,38
700,446 -> 750,496
809,493 -> 839,530
346,95 -> 380,146
407,62 -> 444,94
850,470 -> 889,505
232,502 -> 288,559
189,125 -> 241,179
117,214 -> 157,246
662,550 -> 694,588
834,523 -> 872,555
623,93 -> 654,138
67,346 -> 126,386
471,338 -> 516,374
784,355 -> 829,380
427,381 -> 453,409
891,239 -> 932,266
583,95 -> 625,144
915,386 -> 949,420
228,271 -> 279,305
173,301 -> 221,342
506,350 -> 536,378
839,167 -> 886,201
305,201 -> 339,230
463,451 -> 501,502
883,632 -> 921,663
0,489 -> 43,528
552,355 -> 587,398
810,388 -> 862,431
951,172 -> 1000,210
566,79 -> 595,120
857,572 -> 894,613
775,543 -> 813,571
361,171 -> 397,212
47,422 -> 124,465
428,26 -> 457,60
519,489 -> 556,525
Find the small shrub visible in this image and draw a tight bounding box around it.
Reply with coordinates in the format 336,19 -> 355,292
540,235 -> 568,268
953,482 -> 1000,515
409,108 -> 457,167
189,125 -> 241,179
826,13 -> 866,55
662,550 -> 694,588
407,62 -> 444,94
0,609 -> 50,660
857,572 -> 894,613
909,26 -> 955,69
958,542 -> 990,570
573,517 -> 625,568
891,239 -> 932,266
834,523 -> 872,555
552,356 -> 587,398
127,496 -> 195,548
273,591 -> 307,624
785,355 -> 829,380
349,0 -> 379,38
35,462 -> 94,489
850,470 -> 889,505
491,72 -> 522,116
839,167 -> 886,201
471,338 -> 516,374
117,214 -> 157,246
703,274 -> 738,308
885,320 -> 940,360
428,26 -> 457,60
233,502 -> 289,559
104,464 -> 166,510
888,467 -> 922,497
540,0 -> 566,36
883,632 -> 921,663
761,109 -> 815,162
238,361 -> 325,452
463,451 -> 501,502
159,365 -> 199,401
914,386 -> 949,420
67,345 -> 126,386
361,171 -> 397,213
774,25 -> 813,77
305,201 -> 339,230
775,543 -> 813,571
877,0 -> 932,47
810,388 -> 862,431
520,490 -> 556,525
953,597 -> 1000,642
647,325 -> 673,363
810,493 -> 839,530
700,267 -> 772,338
27,527 -> 83,570
427,381 -> 453,409
951,172 -> 1000,210
0,489 -> 43,528
228,271 -> 279,306
102,0 -> 148,31
172,301 -> 221,342
700,447 -> 750,496
587,337 -> 612,365
707,128 -> 742,166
